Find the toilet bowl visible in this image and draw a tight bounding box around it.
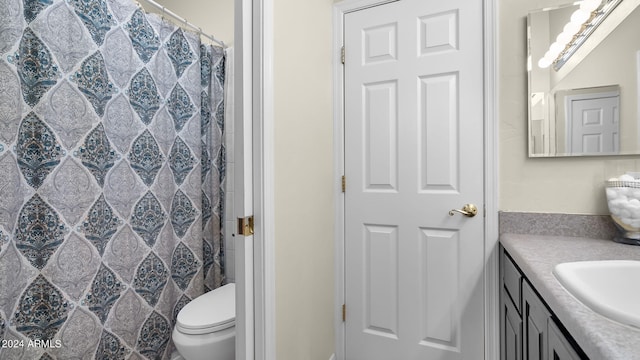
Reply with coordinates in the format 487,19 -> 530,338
172,283 -> 235,360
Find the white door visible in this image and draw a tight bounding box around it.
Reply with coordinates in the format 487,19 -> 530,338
344,0 -> 485,359
567,94 -> 619,154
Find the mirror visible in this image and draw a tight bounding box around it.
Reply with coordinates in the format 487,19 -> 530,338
528,0 -> 640,157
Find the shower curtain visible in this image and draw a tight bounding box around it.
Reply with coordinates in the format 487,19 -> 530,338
0,0 -> 226,358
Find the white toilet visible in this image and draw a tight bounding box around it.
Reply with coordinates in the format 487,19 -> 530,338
172,283 -> 235,360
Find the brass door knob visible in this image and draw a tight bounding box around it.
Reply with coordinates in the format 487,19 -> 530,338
448,204 -> 478,217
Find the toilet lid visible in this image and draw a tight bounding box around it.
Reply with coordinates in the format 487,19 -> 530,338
176,283 -> 235,335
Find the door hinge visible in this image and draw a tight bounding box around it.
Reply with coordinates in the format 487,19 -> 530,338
341,46 -> 345,65
237,216 -> 254,236
342,304 -> 346,322
341,175 -> 346,192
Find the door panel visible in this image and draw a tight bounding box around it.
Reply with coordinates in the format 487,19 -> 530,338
523,280 -> 550,360
363,81 -> 398,191
419,73 -> 459,191
501,289 -> 523,360
363,224 -> 399,337
419,228 -> 459,349
344,0 -> 484,359
567,93 -> 620,154
548,321 -> 580,360
363,23 -> 398,64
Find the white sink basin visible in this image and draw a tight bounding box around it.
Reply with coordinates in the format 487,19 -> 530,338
553,260 -> 640,328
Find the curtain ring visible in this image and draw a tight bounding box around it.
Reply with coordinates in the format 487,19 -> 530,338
161,5 -> 166,19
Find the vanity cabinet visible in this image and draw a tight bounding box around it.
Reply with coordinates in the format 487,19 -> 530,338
500,246 -> 586,360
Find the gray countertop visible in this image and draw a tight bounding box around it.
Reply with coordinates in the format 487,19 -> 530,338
500,234 -> 640,360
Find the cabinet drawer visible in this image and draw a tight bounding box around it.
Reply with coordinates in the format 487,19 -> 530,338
502,250 -> 523,313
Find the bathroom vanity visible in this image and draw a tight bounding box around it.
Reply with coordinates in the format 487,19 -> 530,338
500,245 -> 584,359
499,234 -> 640,360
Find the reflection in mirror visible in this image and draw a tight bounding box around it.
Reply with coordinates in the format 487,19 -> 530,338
528,0 -> 640,157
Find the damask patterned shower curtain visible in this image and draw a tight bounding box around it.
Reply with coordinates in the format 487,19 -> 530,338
0,0 -> 226,358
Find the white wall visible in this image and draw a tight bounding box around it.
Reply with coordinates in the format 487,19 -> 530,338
151,0 -> 234,46
499,0 -> 640,215
273,0 -> 336,359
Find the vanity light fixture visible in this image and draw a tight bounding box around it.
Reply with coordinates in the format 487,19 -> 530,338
538,0 -> 621,70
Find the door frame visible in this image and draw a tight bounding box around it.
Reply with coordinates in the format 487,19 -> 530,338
250,0 -> 276,358
331,0 -> 499,359
236,0 -> 276,359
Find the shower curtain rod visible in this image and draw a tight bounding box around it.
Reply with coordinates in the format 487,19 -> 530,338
136,0 -> 226,48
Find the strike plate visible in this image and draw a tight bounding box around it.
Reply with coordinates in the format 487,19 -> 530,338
237,216 -> 254,236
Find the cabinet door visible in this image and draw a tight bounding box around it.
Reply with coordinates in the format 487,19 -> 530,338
501,288 -> 522,360
523,281 -> 550,360
548,320 -> 581,360
502,248 -> 522,313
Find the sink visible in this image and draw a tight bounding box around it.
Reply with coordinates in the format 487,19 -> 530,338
553,260 -> 640,328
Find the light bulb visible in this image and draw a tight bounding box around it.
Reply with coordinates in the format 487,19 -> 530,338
580,0 -> 601,13
556,31 -> 573,45
538,57 -> 552,69
563,21 -> 582,35
570,9 -> 590,24
549,41 -> 564,55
